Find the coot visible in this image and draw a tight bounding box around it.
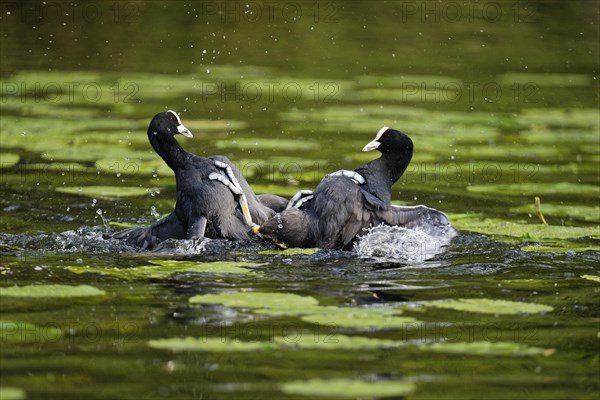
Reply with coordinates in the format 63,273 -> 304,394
113,111 -> 285,249
254,127 -> 455,249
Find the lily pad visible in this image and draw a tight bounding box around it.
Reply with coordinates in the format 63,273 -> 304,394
0,387 -> 26,400
280,378 -> 415,398
148,337 -> 276,352
189,292 -> 319,310
275,334 -> 405,350
516,108 -> 599,128
348,87 -> 460,103
418,341 -> 555,356
510,203 -> 600,223
0,320 -> 62,342
0,153 -> 20,168
258,248 -> 320,255
0,284 -> 106,298
497,279 -> 557,289
214,137 -> 319,151
68,260 -> 258,280
95,158 -> 174,176
356,74 -> 462,87
520,243 -> 599,253
498,73 -> 591,87
20,162 -> 91,173
300,312 -> 418,329
55,185 -> 154,199
421,298 -> 553,315
467,182 -> 599,197
581,275 -> 600,283
452,214 -> 600,242
183,119 -> 247,131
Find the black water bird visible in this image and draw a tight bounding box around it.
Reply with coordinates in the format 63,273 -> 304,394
254,127 -> 456,249
113,111 -> 285,249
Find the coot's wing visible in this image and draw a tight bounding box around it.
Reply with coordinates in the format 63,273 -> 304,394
379,205 -> 458,238
175,170 -> 251,241
209,155 -> 277,224
257,194 -> 290,212
313,176 -> 375,248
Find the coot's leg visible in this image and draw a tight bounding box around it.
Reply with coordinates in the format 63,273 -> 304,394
286,190 -> 314,209
186,216 -> 208,240
209,161 -> 253,226
327,170 -> 366,185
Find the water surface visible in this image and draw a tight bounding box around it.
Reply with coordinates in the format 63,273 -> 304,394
1,1 -> 599,399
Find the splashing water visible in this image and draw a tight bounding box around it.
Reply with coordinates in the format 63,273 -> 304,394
353,225 -> 455,263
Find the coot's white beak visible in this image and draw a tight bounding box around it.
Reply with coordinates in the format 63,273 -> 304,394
177,124 -> 193,138
362,126 -> 388,152
168,110 -> 193,138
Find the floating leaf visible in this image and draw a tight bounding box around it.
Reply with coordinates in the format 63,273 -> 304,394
421,298 -> 553,315
280,378 -> 415,398
0,153 -> 20,168
497,279 -> 557,289
418,341 -> 555,356
148,337 -> 276,352
0,284 -> 106,298
0,320 -> 62,342
189,292 -> 319,309
498,73 -> 591,87
452,214 -> 600,241
300,312 -> 418,329
55,185 -> 153,199
276,334 -> 405,350
258,248 -> 320,255
184,119 -> 247,131
356,74 -> 462,87
95,158 -> 174,176
109,221 -> 140,229
510,203 -> 600,223
20,162 -> 91,173
520,243 -> 599,253
69,260 -> 258,280
0,387 -> 26,400
467,182 -> 599,197
581,275 -> 600,283
215,137 -> 319,151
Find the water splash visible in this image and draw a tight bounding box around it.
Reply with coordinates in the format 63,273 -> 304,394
354,225 -> 455,263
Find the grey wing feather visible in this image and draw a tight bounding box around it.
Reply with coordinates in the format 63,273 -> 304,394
380,205 -> 458,238
256,193 -> 289,212
314,176 -> 375,248
209,155 -> 276,224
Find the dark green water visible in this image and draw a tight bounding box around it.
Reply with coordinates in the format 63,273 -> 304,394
0,1 -> 599,399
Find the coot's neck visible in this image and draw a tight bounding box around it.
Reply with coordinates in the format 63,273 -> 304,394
358,150 -> 413,204
148,130 -> 188,170
380,148 -> 413,183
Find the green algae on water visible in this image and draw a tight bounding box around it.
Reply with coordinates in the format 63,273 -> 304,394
0,284 -> 106,298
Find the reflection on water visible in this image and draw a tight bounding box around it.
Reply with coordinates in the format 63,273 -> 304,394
0,1 -> 599,399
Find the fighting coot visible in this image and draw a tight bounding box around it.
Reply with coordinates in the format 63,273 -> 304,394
254,127 -> 455,249
113,111 -> 285,249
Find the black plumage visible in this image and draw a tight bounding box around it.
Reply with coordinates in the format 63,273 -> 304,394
113,111 -> 285,249
255,127 -> 455,249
